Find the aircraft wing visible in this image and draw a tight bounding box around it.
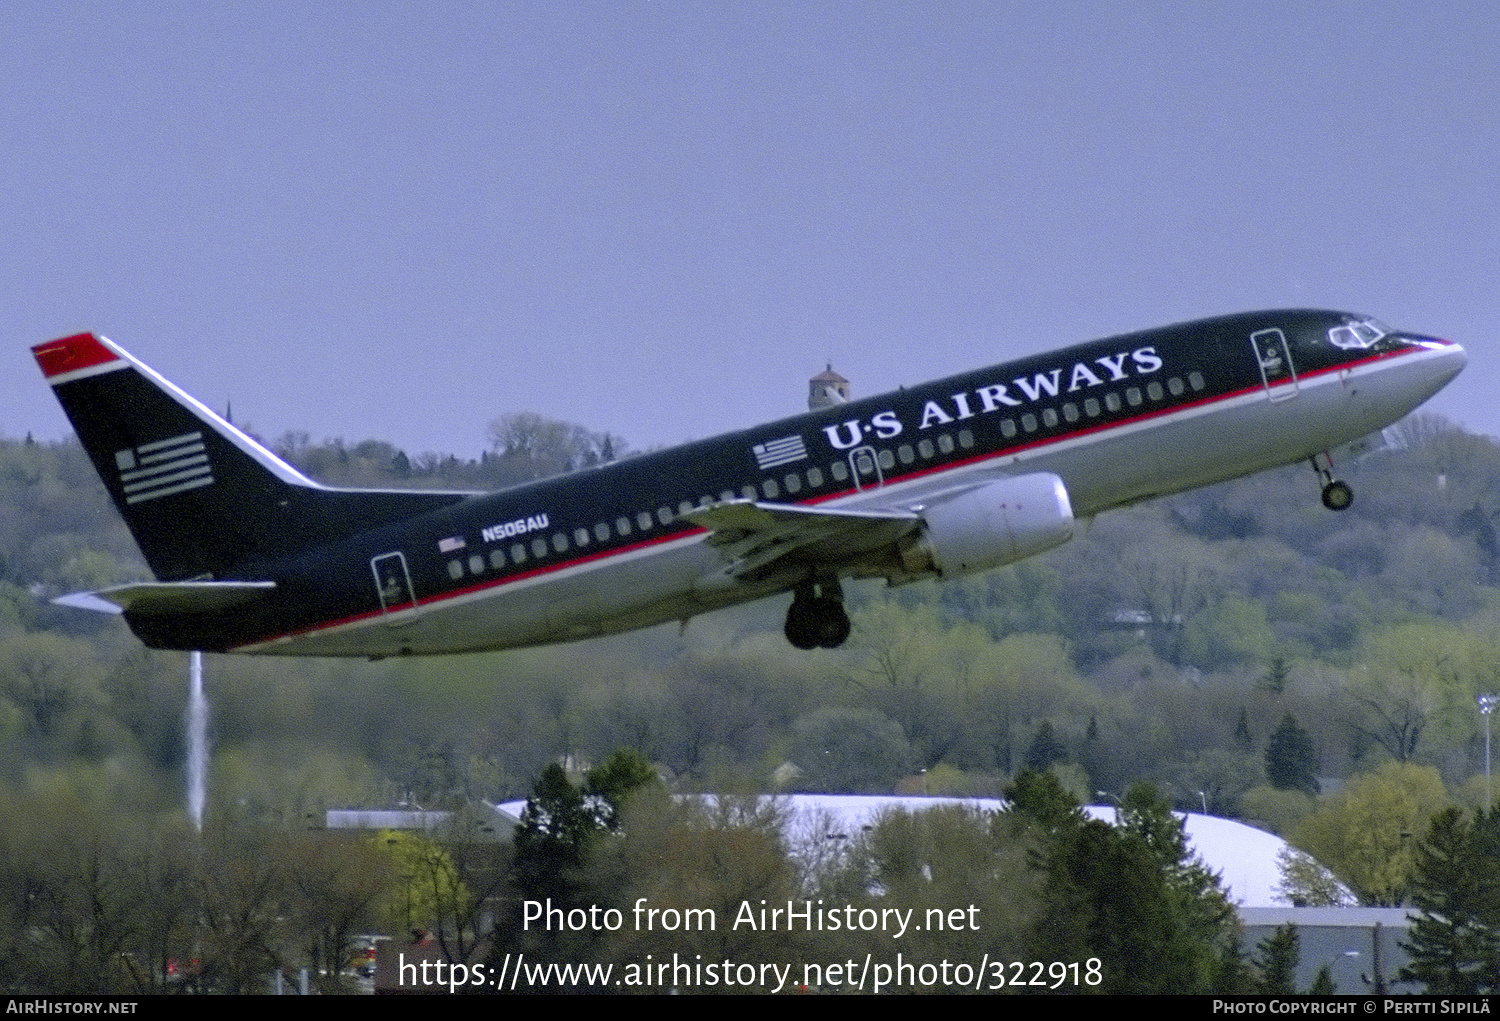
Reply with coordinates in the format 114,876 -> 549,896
682,499 -> 918,583
53,580 -> 277,616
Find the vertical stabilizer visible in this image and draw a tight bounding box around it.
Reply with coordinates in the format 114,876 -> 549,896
33,333 -> 466,581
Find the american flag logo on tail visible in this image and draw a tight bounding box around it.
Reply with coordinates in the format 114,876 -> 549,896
752,434 -> 808,470
116,432 -> 214,504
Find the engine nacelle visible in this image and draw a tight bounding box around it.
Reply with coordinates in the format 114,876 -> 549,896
899,473 -> 1075,579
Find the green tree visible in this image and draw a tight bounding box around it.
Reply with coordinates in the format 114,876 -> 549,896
193,824 -> 292,995
1003,767 -> 1086,831
1265,713 -> 1320,795
1291,761 -> 1450,906
289,833 -> 392,992
822,804 -> 1040,990
1275,846 -> 1351,907
1234,707 -> 1253,750
377,830 -> 471,940
1118,782 -> 1238,972
583,747 -> 659,831
1024,719 -> 1067,772
511,764 -> 596,907
1253,923 -> 1301,994
1240,785 -> 1315,837
499,752 -> 662,984
1398,808 -> 1500,993
789,706 -> 911,793
1259,658 -> 1290,696
1006,772 -> 1238,994
588,794 -> 803,989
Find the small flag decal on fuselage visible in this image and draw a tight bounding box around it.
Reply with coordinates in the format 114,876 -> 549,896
116,432 -> 214,504
752,435 -> 808,470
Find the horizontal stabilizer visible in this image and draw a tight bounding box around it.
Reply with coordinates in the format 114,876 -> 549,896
53,580 -> 277,616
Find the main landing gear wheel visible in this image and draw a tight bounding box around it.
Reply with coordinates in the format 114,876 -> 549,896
784,579 -> 851,649
1310,453 -> 1353,512
1321,480 -> 1353,511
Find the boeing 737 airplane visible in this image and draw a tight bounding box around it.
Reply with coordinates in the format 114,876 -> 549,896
33,309 -> 1464,656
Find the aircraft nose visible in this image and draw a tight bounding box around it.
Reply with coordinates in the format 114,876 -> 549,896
1408,337 -> 1467,404
1406,335 -> 1466,381
1433,339 -> 1467,383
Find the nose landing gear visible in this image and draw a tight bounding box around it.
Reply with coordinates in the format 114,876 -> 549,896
1311,453 -> 1353,511
784,577 -> 851,649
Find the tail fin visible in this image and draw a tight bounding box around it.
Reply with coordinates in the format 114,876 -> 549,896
33,333 -> 467,582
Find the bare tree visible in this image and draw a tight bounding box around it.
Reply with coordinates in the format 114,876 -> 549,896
485,412 -> 626,480
1342,666 -> 1437,764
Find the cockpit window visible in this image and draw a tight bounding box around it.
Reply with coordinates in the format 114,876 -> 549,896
1328,318 -> 1390,350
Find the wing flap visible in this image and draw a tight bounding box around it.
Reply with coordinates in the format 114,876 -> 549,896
53,580 -> 277,616
683,499 -> 917,583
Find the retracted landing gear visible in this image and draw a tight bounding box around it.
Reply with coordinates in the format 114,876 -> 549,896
1311,452 -> 1353,511
784,577 -> 851,650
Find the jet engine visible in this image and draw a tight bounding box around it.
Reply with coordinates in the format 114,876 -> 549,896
899,473 -> 1075,579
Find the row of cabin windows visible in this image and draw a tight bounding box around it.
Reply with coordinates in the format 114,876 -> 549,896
444,375 -> 1205,581
997,371 -> 1206,438
442,461 -> 838,582
445,428 -> 977,581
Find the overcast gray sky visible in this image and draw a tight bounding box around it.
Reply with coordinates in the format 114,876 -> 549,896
5,2 -> 1497,458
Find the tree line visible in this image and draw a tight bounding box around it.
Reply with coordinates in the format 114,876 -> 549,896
4,410 -> 1500,990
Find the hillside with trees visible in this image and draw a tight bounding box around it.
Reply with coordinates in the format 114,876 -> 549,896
3,411 -> 1500,991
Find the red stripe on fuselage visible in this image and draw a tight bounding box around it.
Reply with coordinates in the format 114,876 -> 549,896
229,343 -> 1425,651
